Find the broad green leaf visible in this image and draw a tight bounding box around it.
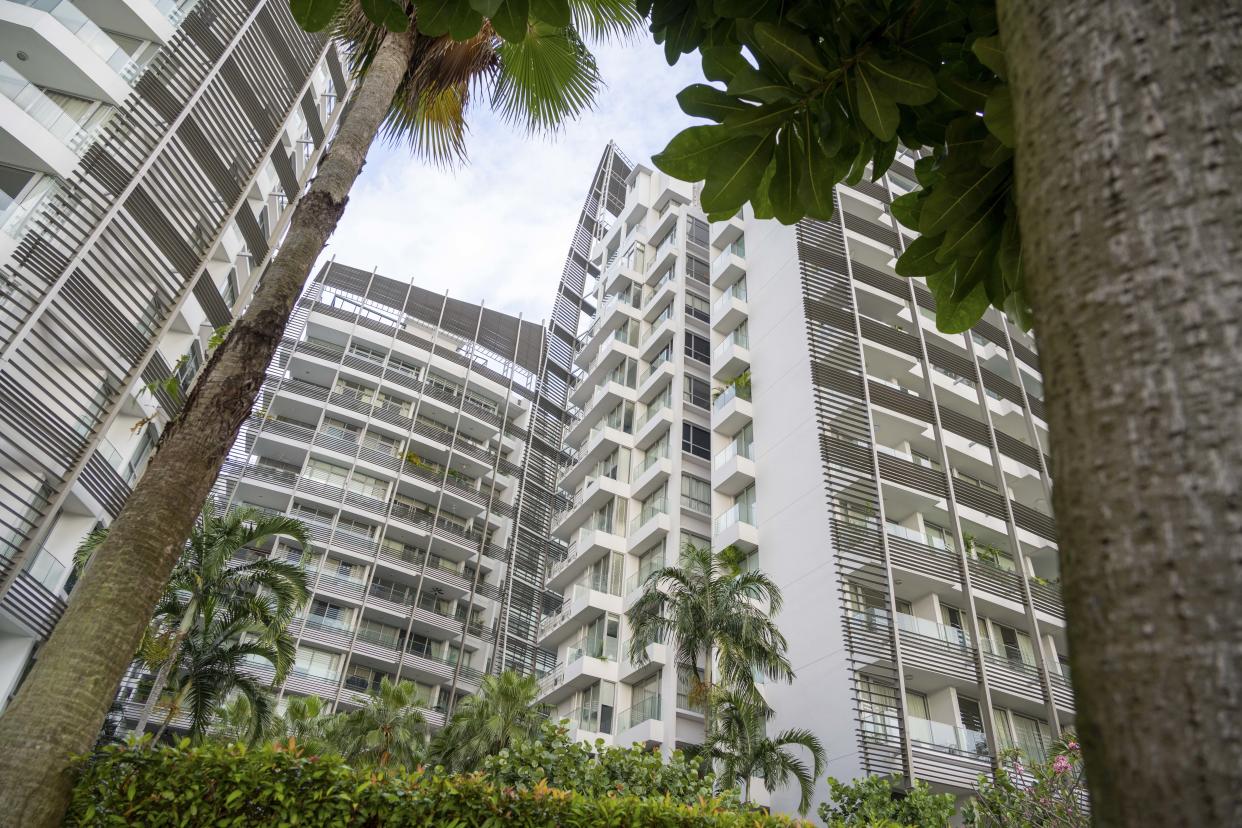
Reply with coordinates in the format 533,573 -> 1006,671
360,0 -> 390,26
895,234 -> 943,277
1004,290 -> 1035,331
750,156 -> 777,220
676,84 -> 749,122
889,191 -> 923,230
871,136 -> 898,180
651,125 -> 735,181
768,129 -> 802,224
984,85 -> 1015,147
722,101 -> 799,134
972,35 -> 1008,79
914,155 -> 941,187
936,65 -> 991,112
950,238 -> 998,301
661,4 -> 706,65
752,23 -> 828,78
853,70 -> 899,141
928,270 -> 989,333
919,163 -> 1010,236
997,209 -> 1023,294
701,46 -> 748,83
936,195 -> 1004,263
843,138 -> 871,186
860,56 -> 938,105
468,0 -> 503,13
416,0 -> 482,38
798,116 -> 838,221
700,133 -> 776,214
727,67 -> 797,104
529,0 -> 569,27
490,0 -> 528,41
289,0 -> 342,31
714,0 -> 770,16
980,134 -> 1013,167
904,0 -> 967,60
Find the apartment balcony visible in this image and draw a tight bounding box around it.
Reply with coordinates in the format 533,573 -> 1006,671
641,271 -> 677,323
551,474 -> 630,540
559,424 -> 632,491
570,336 -> 639,407
537,638 -> 619,705
639,315 -> 676,362
982,645 -> 1046,706
563,379 -> 636,447
894,612 -> 978,684
710,212 -> 744,248
575,295 -> 641,369
712,331 -> 750,381
0,60 -> 90,177
630,452 -> 672,501
713,502 -> 757,552
618,639 -> 666,683
537,583 -> 622,646
908,716 -> 992,791
546,525 -> 626,592
633,401 -> 673,449
711,288 -> 748,334
614,695 -> 663,748
636,357 -> 675,404
1049,672 -> 1075,714
713,442 -> 755,496
711,385 -> 752,435
645,230 -> 679,284
627,498 -> 670,553
710,243 -> 746,290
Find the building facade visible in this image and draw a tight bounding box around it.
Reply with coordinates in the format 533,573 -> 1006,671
543,143 -> 1066,814
0,0 -> 350,705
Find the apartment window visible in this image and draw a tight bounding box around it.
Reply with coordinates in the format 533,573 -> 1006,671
349,342 -> 388,364
348,469 -> 389,500
336,516 -> 375,539
682,375 -> 710,410
911,449 -> 941,470
322,417 -> 360,442
685,254 -> 709,284
335,378 -> 375,404
681,422 -> 710,459
357,618 -> 403,649
684,332 -> 710,364
680,474 -> 711,514
958,696 -> 985,735
590,497 -> 626,534
295,648 -> 340,680
305,458 -> 349,488
389,356 -> 421,378
679,530 -> 709,551
686,216 -> 709,249
329,558 -> 364,583
376,391 -> 411,417
1012,713 -> 1052,763
307,599 -> 353,631
222,267 -> 239,306
426,371 -> 464,399
362,430 -> 402,457
685,291 -> 710,322
858,677 -> 900,741
606,401 -> 635,434
924,521 -> 956,552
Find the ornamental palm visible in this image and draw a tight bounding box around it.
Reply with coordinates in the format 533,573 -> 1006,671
334,677 -> 428,769
701,689 -> 826,815
269,694 -> 337,755
626,542 -> 793,734
0,5 -> 642,823
428,670 -> 544,772
76,505 -> 309,737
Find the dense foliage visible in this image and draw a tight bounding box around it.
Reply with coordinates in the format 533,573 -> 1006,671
482,721 -> 718,803
641,0 -> 1025,333
818,774 -> 957,827
67,741 -> 804,827
964,737 -> 1089,827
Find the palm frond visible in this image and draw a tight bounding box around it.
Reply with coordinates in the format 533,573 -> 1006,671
491,24 -> 602,134
567,0 -> 644,43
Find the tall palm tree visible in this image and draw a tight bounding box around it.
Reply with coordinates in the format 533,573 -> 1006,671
0,4 -> 641,825
77,505 -> 310,737
626,542 -> 793,734
334,677 -> 428,769
429,670 -> 544,772
208,691 -> 275,746
700,689 -> 826,816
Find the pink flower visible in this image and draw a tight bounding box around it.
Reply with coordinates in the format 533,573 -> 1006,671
1053,755 -> 1070,774
1066,740 -> 1080,752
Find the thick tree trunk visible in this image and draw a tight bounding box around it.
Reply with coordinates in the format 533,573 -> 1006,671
0,31 -> 414,828
999,3 -> 1242,825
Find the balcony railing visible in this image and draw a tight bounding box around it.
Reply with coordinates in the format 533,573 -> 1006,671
713,329 -> 750,361
713,499 -> 755,533
628,496 -> 668,534
17,0 -> 139,80
624,555 -> 664,595
617,693 -> 661,732
710,239 -> 746,277
713,438 -> 753,468
895,611 -> 972,649
566,634 -> 618,664
907,715 -> 989,758
713,382 -> 751,412
0,61 -> 95,152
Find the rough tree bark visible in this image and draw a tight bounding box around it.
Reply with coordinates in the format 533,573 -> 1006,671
0,31 -> 415,828
999,2 -> 1242,825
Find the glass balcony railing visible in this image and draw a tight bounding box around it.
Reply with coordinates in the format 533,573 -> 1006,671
17,0 -> 139,80
634,446 -> 668,477
628,497 -> 668,534
907,715 -> 989,757
895,611 -> 972,649
714,329 -> 750,361
713,499 -> 755,533
713,438 -> 753,468
624,556 -> 664,595
566,635 -> 618,664
711,280 -> 748,316
712,382 -> 751,412
616,693 -> 661,732
710,239 -> 746,277
0,61 -> 94,151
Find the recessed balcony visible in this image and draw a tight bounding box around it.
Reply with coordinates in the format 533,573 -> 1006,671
712,330 -> 750,381
711,212 -> 744,248
551,474 -> 630,540
640,315 -> 676,362
711,289 -> 748,334
575,294 -> 641,369
537,638 -> 619,705
569,336 -> 639,407
537,582 -> 622,646
619,639 -> 666,683
633,402 -> 672,450
641,272 -> 678,322
563,380 -> 636,447
713,502 -> 757,552
710,242 -> 746,290
559,423 -> 632,490
636,357 -> 675,404
630,452 -> 672,500
627,499 -> 670,553
615,695 -> 664,749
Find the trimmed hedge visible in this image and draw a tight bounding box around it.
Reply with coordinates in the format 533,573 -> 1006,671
68,742 -> 807,827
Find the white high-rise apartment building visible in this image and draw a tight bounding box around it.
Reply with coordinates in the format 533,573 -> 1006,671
0,0 -> 350,706
544,143 -> 1066,815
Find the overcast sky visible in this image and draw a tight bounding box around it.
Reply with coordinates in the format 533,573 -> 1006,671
320,40 -> 706,325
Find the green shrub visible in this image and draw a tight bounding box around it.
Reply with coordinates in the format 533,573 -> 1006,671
818,775 -> 957,827
481,722 -> 720,804
68,740 -> 806,827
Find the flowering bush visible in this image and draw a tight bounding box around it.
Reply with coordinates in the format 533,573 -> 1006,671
964,734 -> 1089,827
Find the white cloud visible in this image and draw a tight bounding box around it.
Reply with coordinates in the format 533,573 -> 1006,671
319,40 -> 705,323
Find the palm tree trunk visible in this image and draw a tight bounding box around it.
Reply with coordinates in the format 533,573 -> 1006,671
0,31 -> 415,828
150,685 -> 187,745
999,3 -> 1242,825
